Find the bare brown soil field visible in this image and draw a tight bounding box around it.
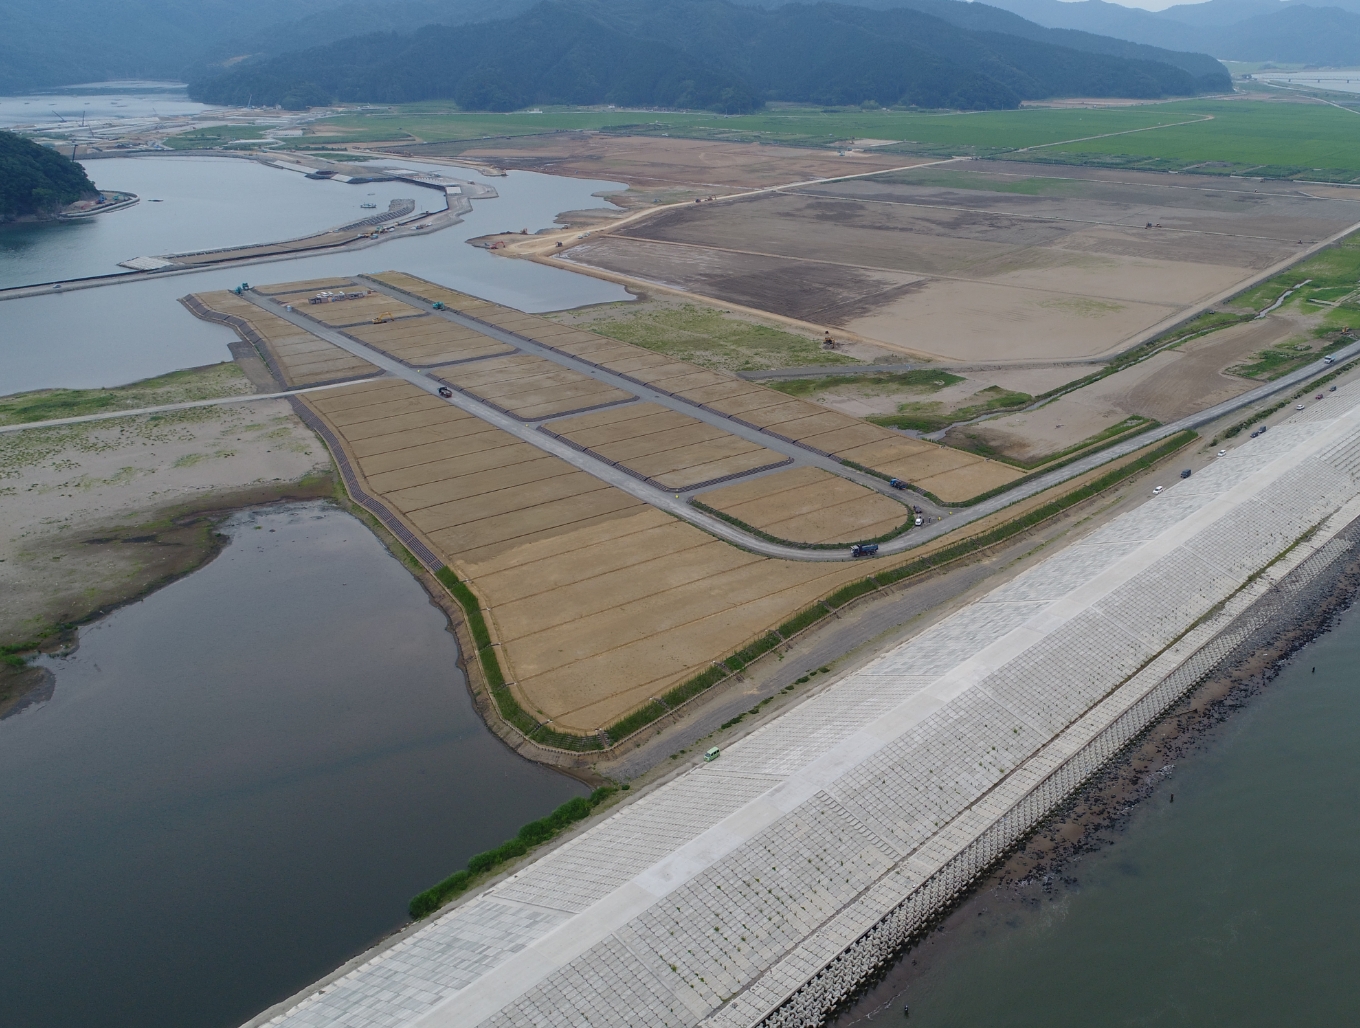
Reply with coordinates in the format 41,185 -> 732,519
697,466 -> 907,543
435,353 -> 634,419
548,402 -> 786,490
952,311 -> 1307,462
301,377 -> 866,731
189,291 -> 381,387
384,134 -> 921,190
562,161 -> 1360,363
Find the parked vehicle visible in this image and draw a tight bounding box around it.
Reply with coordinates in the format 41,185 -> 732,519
1217,449 -> 1227,456
913,505 -> 923,514
437,386 -> 453,399
1153,486 -> 1164,495
1180,468 -> 1192,479
1297,403 -> 1306,410
888,478 -> 907,490
703,747 -> 720,762
851,543 -> 879,557
914,516 -> 924,526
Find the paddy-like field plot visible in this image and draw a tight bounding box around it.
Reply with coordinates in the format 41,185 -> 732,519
435,354 -> 634,420
564,161 -> 1360,362
185,291 -> 381,387
697,466 -> 908,544
300,378 -> 864,731
547,402 -> 789,490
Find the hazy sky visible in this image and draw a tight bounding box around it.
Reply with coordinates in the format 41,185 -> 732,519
1065,0 -> 1213,10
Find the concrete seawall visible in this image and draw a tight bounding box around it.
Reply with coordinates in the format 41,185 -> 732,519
242,381 -> 1360,1028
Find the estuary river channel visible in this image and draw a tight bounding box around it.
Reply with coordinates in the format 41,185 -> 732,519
0,154 -> 629,392
0,503 -> 587,1028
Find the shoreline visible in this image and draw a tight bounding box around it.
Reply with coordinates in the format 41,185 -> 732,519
0,477 -> 335,718
828,528 -> 1360,1025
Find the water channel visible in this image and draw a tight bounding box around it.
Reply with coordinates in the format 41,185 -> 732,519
0,503 -> 587,1028
0,155 -> 629,393
833,605 -> 1360,1028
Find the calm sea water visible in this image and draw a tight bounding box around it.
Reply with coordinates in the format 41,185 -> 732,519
0,83 -> 210,128
834,603 -> 1360,1027
0,157 -> 630,393
0,503 -> 586,1028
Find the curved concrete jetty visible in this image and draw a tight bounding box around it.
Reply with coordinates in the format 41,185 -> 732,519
246,381 -> 1360,1028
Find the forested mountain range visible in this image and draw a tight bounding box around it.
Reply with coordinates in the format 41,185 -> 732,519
188,0 -> 1229,111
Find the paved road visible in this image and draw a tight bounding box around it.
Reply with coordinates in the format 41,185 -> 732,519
246,292 -> 1360,563
361,277 -> 925,509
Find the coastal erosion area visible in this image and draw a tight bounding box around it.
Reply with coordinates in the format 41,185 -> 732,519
0,153 -> 498,301
0,362 -> 334,718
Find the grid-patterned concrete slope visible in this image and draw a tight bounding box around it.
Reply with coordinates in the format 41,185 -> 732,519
254,387 -> 1360,1028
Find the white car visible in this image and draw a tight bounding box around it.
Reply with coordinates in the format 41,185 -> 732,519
1153,486 -> 1164,495
1217,449 -> 1227,457
914,516 -> 923,526
1297,403 -> 1306,410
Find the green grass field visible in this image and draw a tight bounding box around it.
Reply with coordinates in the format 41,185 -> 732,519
0,364 -> 252,425
295,97 -> 1360,180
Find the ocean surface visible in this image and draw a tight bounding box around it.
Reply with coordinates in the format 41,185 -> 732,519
0,503 -> 587,1028
0,156 -> 630,393
833,602 -> 1360,1027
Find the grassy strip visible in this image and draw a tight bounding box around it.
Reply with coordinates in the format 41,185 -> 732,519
690,499 -> 914,550
434,567 -> 603,753
1222,401 -> 1287,439
868,388 -> 1033,434
724,631 -> 783,672
410,786 -> 617,919
778,603 -> 831,637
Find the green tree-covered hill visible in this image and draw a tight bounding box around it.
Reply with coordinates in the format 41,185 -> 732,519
0,132 -> 96,223
190,0 -> 1228,112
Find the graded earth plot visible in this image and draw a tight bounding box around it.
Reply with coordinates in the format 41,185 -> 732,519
564,162 -> 1360,363
435,354 -> 635,420
696,466 -> 908,544
383,134 -> 920,190
545,402 -> 790,491
344,316 -> 515,368
299,378 -> 864,730
182,291 -> 381,388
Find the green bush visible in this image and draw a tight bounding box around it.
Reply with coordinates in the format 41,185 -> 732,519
777,604 -> 829,638
409,788 -> 618,918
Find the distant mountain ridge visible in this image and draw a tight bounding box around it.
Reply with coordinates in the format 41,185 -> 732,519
189,0 -> 1229,111
976,0 -> 1360,64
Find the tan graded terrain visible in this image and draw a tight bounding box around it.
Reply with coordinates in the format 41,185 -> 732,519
559,161 -> 1360,363
185,291 -> 381,387
547,402 -> 788,490
696,466 -> 908,543
381,133 -> 923,191
300,377 -> 867,731
948,311 -> 1308,463
345,317 -> 514,367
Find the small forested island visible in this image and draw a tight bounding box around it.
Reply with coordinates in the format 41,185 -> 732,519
0,130 -> 99,223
